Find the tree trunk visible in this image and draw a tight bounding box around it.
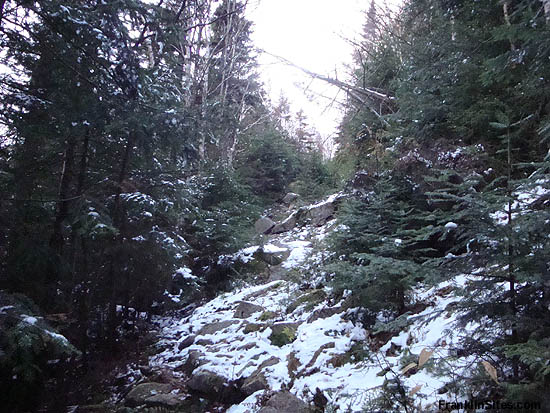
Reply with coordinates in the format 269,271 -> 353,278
50,135 -> 76,256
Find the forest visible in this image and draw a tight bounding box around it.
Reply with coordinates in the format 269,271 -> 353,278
1,0 -> 550,412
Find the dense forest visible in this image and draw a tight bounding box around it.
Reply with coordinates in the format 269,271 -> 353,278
1,0 -> 549,412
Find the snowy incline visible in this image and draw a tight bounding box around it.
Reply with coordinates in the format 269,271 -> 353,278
146,196 -> 481,412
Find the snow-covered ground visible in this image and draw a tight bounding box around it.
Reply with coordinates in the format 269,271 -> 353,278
148,204 -> 484,412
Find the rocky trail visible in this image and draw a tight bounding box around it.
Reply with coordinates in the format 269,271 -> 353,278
109,193 -> 477,413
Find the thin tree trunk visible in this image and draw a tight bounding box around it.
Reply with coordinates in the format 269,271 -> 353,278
107,131 -> 135,347
50,135 -> 76,255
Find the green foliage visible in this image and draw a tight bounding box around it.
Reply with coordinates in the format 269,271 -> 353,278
269,326 -> 297,347
0,292 -> 79,411
289,151 -> 339,202
236,129 -> 300,199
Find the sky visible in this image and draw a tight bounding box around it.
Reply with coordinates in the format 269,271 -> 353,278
246,0 -> 368,147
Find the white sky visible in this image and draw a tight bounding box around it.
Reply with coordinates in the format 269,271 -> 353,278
247,0 -> 368,143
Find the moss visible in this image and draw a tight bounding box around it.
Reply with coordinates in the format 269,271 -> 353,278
258,311 -> 277,321
269,326 -> 297,347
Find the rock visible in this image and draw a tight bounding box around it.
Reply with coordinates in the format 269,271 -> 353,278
241,357 -> 280,395
313,388 -> 328,411
241,373 -> 268,395
258,391 -> 311,413
195,338 -> 213,346
243,323 -> 265,334
237,341 -> 258,350
178,349 -> 206,375
269,322 -> 300,347
144,392 -> 185,408
282,192 -> 299,205
306,306 -> 343,323
187,370 -> 227,394
234,301 -> 264,319
253,246 -> 290,266
125,382 -> 173,407
306,201 -> 335,226
255,217 -> 276,234
351,171 -> 375,190
178,334 -> 196,350
287,352 -> 301,379
197,320 -> 238,335
187,370 -> 243,403
271,213 -> 297,234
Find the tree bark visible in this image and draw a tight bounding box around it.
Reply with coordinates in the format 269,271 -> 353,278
50,135 -> 76,256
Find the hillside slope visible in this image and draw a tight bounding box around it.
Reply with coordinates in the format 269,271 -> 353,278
112,194 -> 489,413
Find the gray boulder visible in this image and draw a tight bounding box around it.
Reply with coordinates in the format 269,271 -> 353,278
306,201 -> 335,226
255,217 -> 276,234
271,213 -> 297,234
233,301 -> 264,319
187,370 -> 242,403
178,349 -> 206,375
241,356 -> 280,395
144,392 -> 185,408
258,391 -> 311,413
125,382 -> 173,407
282,192 -> 299,205
269,322 -> 300,347
178,334 -> 196,350
253,246 -> 289,265
197,319 -> 238,335
187,370 -> 227,394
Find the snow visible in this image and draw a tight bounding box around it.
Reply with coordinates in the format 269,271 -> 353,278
141,195 -> 486,411
45,330 -> 70,344
175,267 -> 197,280
22,315 -> 38,325
282,240 -> 312,269
306,192 -> 341,210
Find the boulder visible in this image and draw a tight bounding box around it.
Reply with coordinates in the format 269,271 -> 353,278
241,356 -> 280,395
197,320 -> 238,335
178,349 -> 207,375
271,213 -> 298,234
306,201 -> 335,226
282,192 -> 299,205
253,246 -> 289,266
243,322 -> 265,334
187,370 -> 243,403
258,391 -> 311,413
187,370 -> 227,394
351,171 -> 375,190
125,382 -> 173,407
194,338 -> 214,346
234,301 -> 264,319
306,306 -> 343,323
178,334 -> 196,350
269,322 -> 300,347
255,217 -> 276,234
144,393 -> 185,408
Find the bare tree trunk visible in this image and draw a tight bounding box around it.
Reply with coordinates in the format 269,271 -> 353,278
50,135 -> 76,256
544,0 -> 550,24
106,130 -> 135,348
